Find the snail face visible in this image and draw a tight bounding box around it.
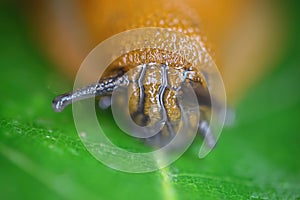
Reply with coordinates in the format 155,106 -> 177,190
53,48 -> 215,148
98,47 -> 214,147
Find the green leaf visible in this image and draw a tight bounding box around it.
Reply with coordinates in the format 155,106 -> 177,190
0,2 -> 300,200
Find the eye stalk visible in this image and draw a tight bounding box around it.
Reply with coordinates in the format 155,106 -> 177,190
52,74 -> 128,112
52,83 -> 107,112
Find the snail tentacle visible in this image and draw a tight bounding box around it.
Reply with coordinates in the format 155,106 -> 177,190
199,120 -> 216,148
52,75 -> 128,112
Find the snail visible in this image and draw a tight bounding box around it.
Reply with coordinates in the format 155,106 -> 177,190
51,0 -> 226,151
23,0 -> 285,171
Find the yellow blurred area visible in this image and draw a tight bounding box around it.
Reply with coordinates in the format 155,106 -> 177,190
28,0 -> 288,103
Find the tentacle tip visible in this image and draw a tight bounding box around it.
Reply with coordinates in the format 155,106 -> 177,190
52,95 -> 66,112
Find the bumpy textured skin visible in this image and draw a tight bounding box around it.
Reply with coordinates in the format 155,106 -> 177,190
84,0 -> 213,72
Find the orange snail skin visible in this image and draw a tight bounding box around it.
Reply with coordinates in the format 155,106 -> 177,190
51,0 -> 221,148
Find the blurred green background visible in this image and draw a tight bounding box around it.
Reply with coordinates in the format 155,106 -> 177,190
0,0 -> 300,199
